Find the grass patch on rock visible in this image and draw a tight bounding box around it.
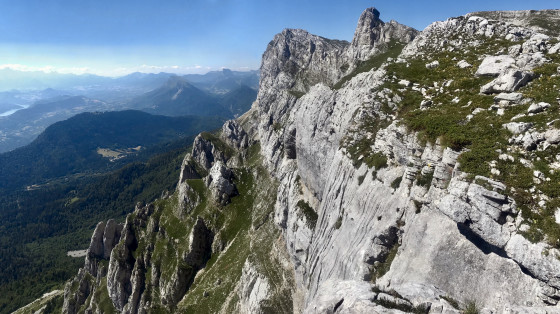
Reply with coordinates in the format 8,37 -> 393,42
334,40 -> 406,89
297,200 -> 318,230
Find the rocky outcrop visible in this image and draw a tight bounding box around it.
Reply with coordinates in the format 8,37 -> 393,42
204,160 -> 237,205
504,122 -> 533,134
107,217 -> 137,311
256,8 -> 418,174
222,119 -> 249,149
469,9 -> 560,36
160,218 -> 213,306
480,69 -> 533,94
62,7 -> 560,314
347,7 -> 418,61
177,155 -> 202,216
62,269 -> 93,314
402,15 -> 535,58
437,176 -> 515,248
63,220 -> 123,314
63,193 -> 215,313
237,261 -> 271,314
191,133 -> 227,171
545,128 -> 560,144
253,7 -> 560,313
178,154 -> 201,183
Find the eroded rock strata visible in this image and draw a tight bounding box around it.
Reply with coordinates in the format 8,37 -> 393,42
62,8 -> 560,313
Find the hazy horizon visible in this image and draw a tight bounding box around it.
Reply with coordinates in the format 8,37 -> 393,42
1,0 -> 558,77
0,65 -> 258,79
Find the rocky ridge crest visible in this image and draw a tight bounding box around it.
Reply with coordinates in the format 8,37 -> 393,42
60,7 -> 560,314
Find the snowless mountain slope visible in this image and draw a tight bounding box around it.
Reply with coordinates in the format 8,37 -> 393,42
59,7 -> 560,314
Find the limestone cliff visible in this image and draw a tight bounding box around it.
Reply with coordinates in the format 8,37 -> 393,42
62,7 -> 560,314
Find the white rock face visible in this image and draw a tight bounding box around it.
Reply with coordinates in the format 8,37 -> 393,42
305,279 -> 377,313
205,160 -> 237,205
384,210 -> 540,309
457,60 -> 472,68
237,261 -> 271,314
476,55 -> 516,76
398,79 -> 411,86
503,122 -> 533,134
480,69 -> 533,94
550,42 -> 560,54
528,102 -> 551,114
250,7 -> 560,313
495,92 -> 523,103
62,7 -> 560,314
222,119 -> 248,149
510,131 -> 545,151
505,234 -> 560,289
545,129 -> 560,144
347,7 -> 418,62
426,60 -> 440,69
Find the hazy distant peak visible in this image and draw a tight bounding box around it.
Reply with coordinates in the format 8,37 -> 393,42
164,75 -> 194,88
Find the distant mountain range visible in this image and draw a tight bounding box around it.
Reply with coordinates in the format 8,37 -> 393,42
130,75 -> 257,117
0,96 -> 114,153
0,69 -> 257,312
184,68 -> 259,93
0,69 -> 258,152
0,110 -> 225,191
0,68 -> 258,96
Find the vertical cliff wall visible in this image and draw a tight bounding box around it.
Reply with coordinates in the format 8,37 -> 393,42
60,7 -> 560,314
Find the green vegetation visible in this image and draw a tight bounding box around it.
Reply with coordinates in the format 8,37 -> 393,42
364,151 -> 387,169
297,200 -> 319,229
295,174 -> 303,194
413,200 -> 422,214
358,174 -> 366,185
340,109 -> 391,170
70,134 -> 293,314
122,166 -> 257,313
86,277 -> 117,314
345,134 -> 388,169
0,139 -> 193,313
178,141 -> 292,313
391,176 -> 402,189
0,110 -> 224,192
373,296 -> 429,314
416,170 -> 434,188
463,301 -> 479,314
440,295 -> 460,309
200,131 -> 236,160
385,51 -> 500,154
334,216 -> 343,229
524,55 -> 560,104
370,242 -> 399,283
372,32 -> 560,247
334,40 -> 406,89
288,90 -> 306,99
273,122 -> 283,132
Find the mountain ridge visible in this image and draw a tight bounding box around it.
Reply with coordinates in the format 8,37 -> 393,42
0,70 -> 258,153
0,110 -> 225,192
27,7 -> 560,314
129,75 -> 256,117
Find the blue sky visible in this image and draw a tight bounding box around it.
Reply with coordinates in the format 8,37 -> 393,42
0,0 -> 557,76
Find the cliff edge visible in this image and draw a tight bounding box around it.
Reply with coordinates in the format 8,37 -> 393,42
59,7 -> 560,314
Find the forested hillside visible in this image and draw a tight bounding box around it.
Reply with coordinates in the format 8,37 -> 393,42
0,110 -> 224,191
0,139 -> 193,313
